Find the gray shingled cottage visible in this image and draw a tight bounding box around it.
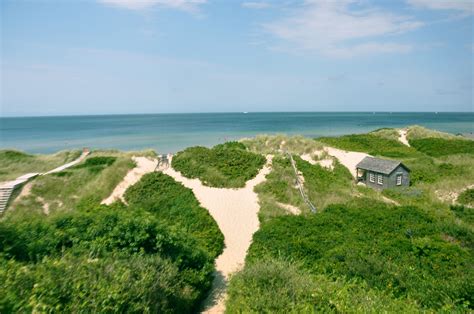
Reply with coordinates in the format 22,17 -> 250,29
356,156 -> 410,190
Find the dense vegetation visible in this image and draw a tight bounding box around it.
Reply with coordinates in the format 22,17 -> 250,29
234,201 -> 473,311
458,188 -> 474,207
124,172 -> 224,258
1,155 -> 224,313
242,134 -> 324,155
172,142 -> 266,188
0,149 -> 81,181
226,259 -> 421,313
229,127 -> 474,312
409,138 -> 474,157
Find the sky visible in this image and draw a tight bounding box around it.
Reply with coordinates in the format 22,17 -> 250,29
1,0 -> 473,116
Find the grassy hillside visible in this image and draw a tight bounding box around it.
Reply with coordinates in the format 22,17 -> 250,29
172,141 -> 266,188
236,201 -> 473,311
1,154 -> 224,313
228,127 -> 474,312
10,151 -> 139,214
0,150 -> 82,181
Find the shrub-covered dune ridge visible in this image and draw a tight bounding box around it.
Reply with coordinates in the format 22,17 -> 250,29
0,154 -> 224,313
171,141 -> 266,188
228,201 -> 473,311
227,127 -> 474,312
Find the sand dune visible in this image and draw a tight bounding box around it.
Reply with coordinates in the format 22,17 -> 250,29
163,156 -> 273,313
324,147 -> 370,178
398,129 -> 410,146
102,156 -> 158,205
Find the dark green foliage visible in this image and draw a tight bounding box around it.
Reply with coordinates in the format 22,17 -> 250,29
1,253 -> 196,313
124,172 -> 224,258
172,141 -> 266,188
246,202 -> 474,310
0,204 -> 216,313
73,156 -> 117,173
457,189 -> 474,207
410,138 -> 474,157
450,205 -> 474,225
318,134 -> 420,158
1,171 -> 224,313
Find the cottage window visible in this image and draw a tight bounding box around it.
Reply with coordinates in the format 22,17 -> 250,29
377,174 -> 383,185
396,174 -> 402,186
369,173 -> 375,182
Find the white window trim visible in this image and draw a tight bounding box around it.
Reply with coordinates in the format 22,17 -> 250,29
369,173 -> 375,183
396,173 -> 402,186
377,174 -> 383,185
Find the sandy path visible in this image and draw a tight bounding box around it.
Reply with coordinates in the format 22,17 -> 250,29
398,129 -> 410,146
102,157 -> 158,205
162,156 -> 273,313
324,147 -> 370,178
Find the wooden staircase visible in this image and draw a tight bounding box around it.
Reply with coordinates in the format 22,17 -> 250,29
0,186 -> 14,213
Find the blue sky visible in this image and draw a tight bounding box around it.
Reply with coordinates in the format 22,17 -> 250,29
1,0 -> 473,116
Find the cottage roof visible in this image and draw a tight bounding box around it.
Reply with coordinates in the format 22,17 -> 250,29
356,156 -> 409,175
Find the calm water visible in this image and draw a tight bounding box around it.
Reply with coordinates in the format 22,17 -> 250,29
0,112 -> 473,154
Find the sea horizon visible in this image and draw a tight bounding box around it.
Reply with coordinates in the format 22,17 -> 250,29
1,112 -> 473,154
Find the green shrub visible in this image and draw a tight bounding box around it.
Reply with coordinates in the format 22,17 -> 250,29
226,259 -> 421,313
172,142 -> 266,188
124,172 -> 224,259
0,204 -> 216,313
450,205 -> 474,224
409,138 -> 474,157
246,202 -> 474,310
457,189 -> 474,207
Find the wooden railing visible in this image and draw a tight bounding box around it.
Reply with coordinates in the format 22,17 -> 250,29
287,152 -> 317,213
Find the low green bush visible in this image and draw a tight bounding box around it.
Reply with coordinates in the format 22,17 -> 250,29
0,204 -> 215,313
124,172 -> 224,258
246,202 -> 473,310
172,142 -> 266,188
457,189 -> 474,207
410,138 -> 474,157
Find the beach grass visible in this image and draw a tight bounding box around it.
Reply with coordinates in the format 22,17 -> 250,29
242,134 -> 324,155
0,150 -> 82,182
9,150 -> 140,214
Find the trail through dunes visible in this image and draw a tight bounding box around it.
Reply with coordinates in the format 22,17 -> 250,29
102,156 -> 158,205
163,155 -> 273,313
324,147 -> 370,178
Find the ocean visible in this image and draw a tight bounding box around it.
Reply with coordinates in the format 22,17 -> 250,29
0,112 -> 473,154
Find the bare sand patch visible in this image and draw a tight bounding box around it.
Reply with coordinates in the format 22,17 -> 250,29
163,155 -> 273,313
276,201 -> 301,215
324,147 -> 370,178
102,156 -> 158,205
398,129 -> 410,147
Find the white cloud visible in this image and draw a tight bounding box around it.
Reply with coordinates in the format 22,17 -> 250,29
263,0 -> 423,58
99,0 -> 206,12
407,0 -> 473,14
242,2 -> 271,9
